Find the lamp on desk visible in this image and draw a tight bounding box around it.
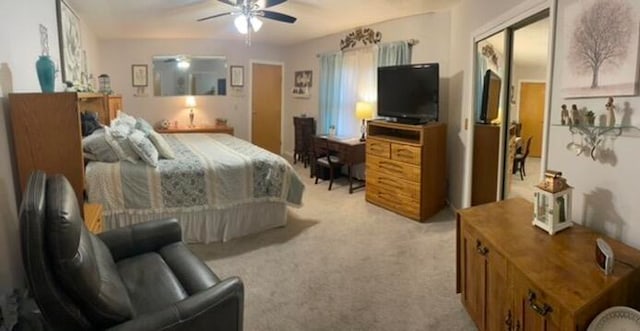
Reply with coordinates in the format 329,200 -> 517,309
356,101 -> 373,142
186,96 -> 196,128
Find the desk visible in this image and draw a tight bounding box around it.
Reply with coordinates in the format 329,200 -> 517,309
315,135 -> 366,193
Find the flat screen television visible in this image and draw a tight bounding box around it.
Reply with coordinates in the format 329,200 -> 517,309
378,63 -> 439,124
479,69 -> 501,124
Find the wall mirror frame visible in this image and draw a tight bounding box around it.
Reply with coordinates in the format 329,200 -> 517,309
152,55 -> 228,96
464,0 -> 556,208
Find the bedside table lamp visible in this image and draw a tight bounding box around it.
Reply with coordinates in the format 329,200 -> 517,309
356,101 -> 373,142
186,96 -> 196,128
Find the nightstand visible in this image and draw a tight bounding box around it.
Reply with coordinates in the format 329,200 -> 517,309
156,125 -> 234,135
83,203 -> 103,234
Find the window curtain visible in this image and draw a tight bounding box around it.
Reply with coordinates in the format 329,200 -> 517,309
318,52 -> 343,134
377,41 -> 411,67
338,47 -> 377,137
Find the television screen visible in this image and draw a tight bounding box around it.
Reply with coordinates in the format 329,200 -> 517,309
378,63 -> 439,123
479,69 -> 501,124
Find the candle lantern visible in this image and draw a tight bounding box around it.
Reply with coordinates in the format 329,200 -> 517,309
98,74 -> 112,94
533,170 -> 573,235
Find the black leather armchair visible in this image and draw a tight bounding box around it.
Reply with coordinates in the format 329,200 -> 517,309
19,171 -> 243,331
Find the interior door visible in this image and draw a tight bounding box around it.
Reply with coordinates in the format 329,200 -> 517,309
518,82 -> 545,157
251,63 -> 282,154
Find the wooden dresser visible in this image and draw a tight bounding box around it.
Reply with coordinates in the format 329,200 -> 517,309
457,198 -> 640,331
365,121 -> 446,221
10,92 -> 112,228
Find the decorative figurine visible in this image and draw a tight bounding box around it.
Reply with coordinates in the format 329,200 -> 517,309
571,104 -> 581,125
605,97 -> 616,127
560,104 -> 569,125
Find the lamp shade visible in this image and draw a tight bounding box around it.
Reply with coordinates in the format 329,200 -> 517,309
186,96 -> 196,108
234,15 -> 249,34
355,102 -> 373,120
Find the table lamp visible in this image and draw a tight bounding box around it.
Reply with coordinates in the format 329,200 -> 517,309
356,102 -> 373,141
186,96 -> 196,128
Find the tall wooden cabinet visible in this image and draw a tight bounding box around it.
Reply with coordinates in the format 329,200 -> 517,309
471,124 -> 500,206
10,92 -> 113,213
365,121 -> 446,221
457,198 -> 640,331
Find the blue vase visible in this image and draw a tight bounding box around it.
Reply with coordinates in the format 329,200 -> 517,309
36,55 -> 55,93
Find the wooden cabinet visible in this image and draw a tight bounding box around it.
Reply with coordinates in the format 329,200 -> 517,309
457,198 -> 640,331
10,92 -> 112,218
472,124 -> 500,206
365,121 -> 446,221
156,126 -> 234,135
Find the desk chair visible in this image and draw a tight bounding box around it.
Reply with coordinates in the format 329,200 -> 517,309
311,136 -> 344,190
513,136 -> 532,180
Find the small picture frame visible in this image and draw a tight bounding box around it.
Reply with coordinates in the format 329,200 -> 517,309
131,64 -> 148,87
230,65 -> 244,87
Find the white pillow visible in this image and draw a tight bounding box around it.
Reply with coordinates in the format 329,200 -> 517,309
116,111 -> 138,128
147,131 -> 175,159
103,126 -> 139,163
128,130 -> 159,167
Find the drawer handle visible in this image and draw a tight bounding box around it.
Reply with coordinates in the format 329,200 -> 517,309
527,290 -> 552,317
504,310 -> 512,330
379,161 -> 402,172
476,239 -> 489,256
396,149 -> 414,156
378,178 -> 403,190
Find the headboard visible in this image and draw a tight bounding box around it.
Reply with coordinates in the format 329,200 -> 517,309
77,93 -> 115,125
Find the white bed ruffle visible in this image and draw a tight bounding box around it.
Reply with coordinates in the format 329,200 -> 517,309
104,201 -> 288,243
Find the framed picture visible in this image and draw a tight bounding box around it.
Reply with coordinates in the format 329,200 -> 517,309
292,86 -> 310,98
131,64 -> 148,87
56,0 -> 82,84
294,70 -> 312,89
230,65 -> 244,87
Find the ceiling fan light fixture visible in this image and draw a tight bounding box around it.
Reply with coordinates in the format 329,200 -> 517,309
234,15 -> 249,34
250,16 -> 262,32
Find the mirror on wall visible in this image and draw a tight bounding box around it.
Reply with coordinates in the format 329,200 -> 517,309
152,55 -> 227,96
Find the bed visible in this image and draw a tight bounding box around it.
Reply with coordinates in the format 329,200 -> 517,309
85,133 -> 304,243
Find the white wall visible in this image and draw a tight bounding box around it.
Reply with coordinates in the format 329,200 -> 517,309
281,12 -> 452,159
98,39 -> 285,140
547,0 -> 640,248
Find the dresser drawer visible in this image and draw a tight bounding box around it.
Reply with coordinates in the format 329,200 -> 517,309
367,154 -> 420,182
391,143 -> 421,165
366,169 -> 420,201
366,183 -> 420,219
366,138 -> 390,158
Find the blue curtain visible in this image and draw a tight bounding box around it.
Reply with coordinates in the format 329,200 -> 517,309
319,52 -> 343,134
377,41 -> 411,67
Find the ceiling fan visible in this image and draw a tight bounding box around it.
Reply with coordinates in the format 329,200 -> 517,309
197,0 -> 297,44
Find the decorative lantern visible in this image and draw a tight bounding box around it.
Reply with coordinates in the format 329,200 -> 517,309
533,170 -> 573,235
98,74 -> 112,94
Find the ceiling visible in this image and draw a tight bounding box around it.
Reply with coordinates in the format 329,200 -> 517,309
66,0 -> 461,45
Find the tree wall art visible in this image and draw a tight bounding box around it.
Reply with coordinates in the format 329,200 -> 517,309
562,0 -> 640,98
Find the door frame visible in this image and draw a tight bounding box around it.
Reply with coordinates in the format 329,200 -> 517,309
249,60 -> 285,154
463,0 -> 558,208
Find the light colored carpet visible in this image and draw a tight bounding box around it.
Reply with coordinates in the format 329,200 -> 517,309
508,156 -> 541,201
190,164 -> 477,331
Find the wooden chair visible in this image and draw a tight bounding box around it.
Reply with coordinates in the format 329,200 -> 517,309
311,136 -> 344,190
513,136 -> 532,180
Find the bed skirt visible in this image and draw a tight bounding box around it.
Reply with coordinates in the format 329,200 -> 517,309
104,201 -> 288,243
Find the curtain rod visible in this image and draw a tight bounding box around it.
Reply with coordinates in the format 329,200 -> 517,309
316,39 -> 419,58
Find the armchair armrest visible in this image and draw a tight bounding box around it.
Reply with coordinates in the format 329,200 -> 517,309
98,218 -> 182,261
106,277 -> 244,331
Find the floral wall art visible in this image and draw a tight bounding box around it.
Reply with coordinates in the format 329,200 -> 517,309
56,0 -> 82,84
562,0 -> 640,98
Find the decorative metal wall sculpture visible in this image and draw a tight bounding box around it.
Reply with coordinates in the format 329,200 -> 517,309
340,28 -> 382,50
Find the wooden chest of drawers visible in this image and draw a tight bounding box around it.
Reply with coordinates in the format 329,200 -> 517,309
365,121 -> 446,221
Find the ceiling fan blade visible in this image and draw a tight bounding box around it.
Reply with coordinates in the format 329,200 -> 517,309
262,0 -> 287,8
259,10 -> 297,23
217,0 -> 239,6
197,11 -> 232,21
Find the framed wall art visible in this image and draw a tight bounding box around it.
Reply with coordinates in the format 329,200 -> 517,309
131,64 -> 148,87
56,0 -> 82,84
230,65 -> 244,87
